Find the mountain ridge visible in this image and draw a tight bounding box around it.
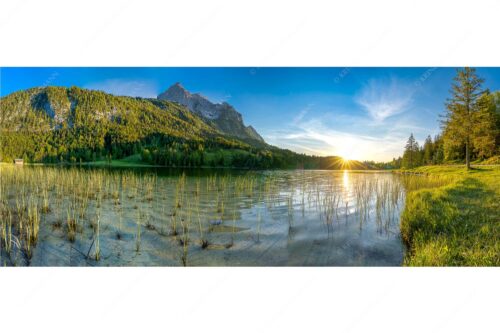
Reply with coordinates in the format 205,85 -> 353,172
0,86 -> 256,161
158,83 -> 265,144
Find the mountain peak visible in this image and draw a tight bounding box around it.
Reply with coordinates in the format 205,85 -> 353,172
171,82 -> 186,90
158,82 -> 190,101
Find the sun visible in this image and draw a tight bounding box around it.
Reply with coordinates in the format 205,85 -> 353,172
339,150 -> 357,162
335,148 -> 362,170
339,158 -> 350,170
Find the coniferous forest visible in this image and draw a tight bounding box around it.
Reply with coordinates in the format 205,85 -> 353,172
376,68 -> 499,169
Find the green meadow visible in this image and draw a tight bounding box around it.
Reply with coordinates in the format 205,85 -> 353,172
400,165 -> 499,266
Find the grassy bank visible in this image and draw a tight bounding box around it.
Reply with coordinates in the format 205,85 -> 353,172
82,154 -> 157,168
400,165 -> 499,266
45,154 -> 262,169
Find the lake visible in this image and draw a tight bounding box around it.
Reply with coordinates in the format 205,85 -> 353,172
0,166 -> 405,266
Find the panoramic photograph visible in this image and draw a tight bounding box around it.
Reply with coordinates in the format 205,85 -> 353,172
2,1 -> 499,332
0,67 -> 498,267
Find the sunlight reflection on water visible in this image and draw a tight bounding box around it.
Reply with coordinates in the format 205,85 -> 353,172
343,169 -> 349,190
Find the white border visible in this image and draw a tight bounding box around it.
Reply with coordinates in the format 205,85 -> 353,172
1,0 -> 500,66
1,1 -> 499,332
0,267 -> 499,333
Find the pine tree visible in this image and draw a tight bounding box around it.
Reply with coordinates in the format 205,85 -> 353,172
415,142 -> 423,166
494,92 -> 500,145
432,134 -> 445,164
472,92 -> 498,159
443,67 -> 485,169
423,135 -> 434,165
403,133 -> 417,168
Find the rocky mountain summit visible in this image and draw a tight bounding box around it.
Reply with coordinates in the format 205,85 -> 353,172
158,83 -> 265,144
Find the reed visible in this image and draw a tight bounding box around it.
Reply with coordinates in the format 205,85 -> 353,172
180,200 -> 191,266
228,208 -> 237,248
27,196 -> 40,245
136,206 -> 142,252
287,194 -> 294,230
1,209 -> 13,256
66,206 -> 77,243
41,186 -> 50,213
196,196 -> 209,249
93,194 -> 102,260
399,173 -> 453,192
256,203 -> 262,243
94,214 -> 101,261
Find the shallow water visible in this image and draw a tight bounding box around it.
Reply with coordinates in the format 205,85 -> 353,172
1,167 -> 405,266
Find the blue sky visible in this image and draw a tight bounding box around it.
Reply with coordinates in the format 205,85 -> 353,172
2,67 -> 500,162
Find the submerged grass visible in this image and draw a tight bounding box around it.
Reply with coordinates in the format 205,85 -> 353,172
400,166 -> 499,266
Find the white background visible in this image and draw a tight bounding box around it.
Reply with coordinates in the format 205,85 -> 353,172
0,1 -> 499,332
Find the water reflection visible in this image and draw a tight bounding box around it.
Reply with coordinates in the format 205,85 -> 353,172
342,169 -> 350,190
1,166 -> 405,266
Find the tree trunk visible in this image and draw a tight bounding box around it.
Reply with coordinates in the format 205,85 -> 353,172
465,139 -> 470,170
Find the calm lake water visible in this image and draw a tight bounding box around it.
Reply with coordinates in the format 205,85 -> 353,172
1,167 -> 405,266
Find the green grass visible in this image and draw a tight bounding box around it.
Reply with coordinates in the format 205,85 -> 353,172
474,155 -> 500,165
400,165 -> 499,266
57,150 -> 255,169
82,154 -> 157,167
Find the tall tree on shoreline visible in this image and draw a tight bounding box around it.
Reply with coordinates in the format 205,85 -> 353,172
423,135 -> 434,164
443,67 -> 485,169
403,133 -> 417,168
432,134 -> 445,164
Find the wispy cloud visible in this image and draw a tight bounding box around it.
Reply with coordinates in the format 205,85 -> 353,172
84,79 -> 158,98
292,104 -> 313,125
355,78 -> 414,122
263,105 -> 416,162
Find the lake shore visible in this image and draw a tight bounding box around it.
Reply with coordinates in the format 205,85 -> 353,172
400,165 -> 500,266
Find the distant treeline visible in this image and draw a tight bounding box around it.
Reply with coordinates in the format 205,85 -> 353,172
139,141 -> 350,169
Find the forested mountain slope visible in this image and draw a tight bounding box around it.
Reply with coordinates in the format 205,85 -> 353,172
0,86 -> 250,163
